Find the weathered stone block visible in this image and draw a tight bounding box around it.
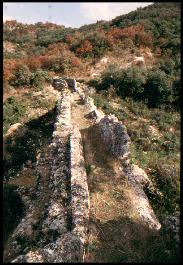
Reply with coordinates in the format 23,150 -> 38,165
99,114 -> 131,159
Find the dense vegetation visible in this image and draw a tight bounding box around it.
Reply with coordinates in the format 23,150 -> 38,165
3,3 -> 180,262
89,63 -> 180,109
3,3 -> 180,99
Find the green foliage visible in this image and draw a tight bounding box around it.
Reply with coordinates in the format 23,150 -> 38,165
88,31 -> 111,57
3,96 -> 26,134
14,64 -> 31,87
95,64 -> 147,101
147,159 -> 180,214
117,66 -> 147,100
36,27 -> 75,47
144,70 -> 171,107
30,69 -> 45,90
92,63 -> 179,109
111,2 -> 180,56
3,3 -> 180,90
158,57 -> 175,75
85,163 -> 93,175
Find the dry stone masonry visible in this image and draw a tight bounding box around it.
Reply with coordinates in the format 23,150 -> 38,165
11,78 -> 177,262
79,84 -> 161,231
98,114 -> 131,160
11,86 -> 90,263
41,89 -> 71,236
70,126 -> 90,244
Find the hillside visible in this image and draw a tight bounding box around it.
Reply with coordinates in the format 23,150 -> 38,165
3,2 -> 180,263
3,2 -> 180,84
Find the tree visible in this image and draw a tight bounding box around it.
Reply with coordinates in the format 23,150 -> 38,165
117,66 -> 146,99
144,70 -> 171,107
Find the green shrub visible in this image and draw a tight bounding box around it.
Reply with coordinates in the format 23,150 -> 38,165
144,70 -> 171,107
100,64 -> 122,91
99,65 -> 147,101
14,65 -> 31,87
117,66 -> 146,100
158,57 -> 175,75
30,69 -> 45,90
3,96 -> 26,134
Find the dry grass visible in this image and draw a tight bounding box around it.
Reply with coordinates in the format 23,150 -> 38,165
70,92 -> 167,263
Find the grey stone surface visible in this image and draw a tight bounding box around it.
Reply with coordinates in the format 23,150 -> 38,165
42,89 -> 71,237
99,114 -> 131,159
11,87 -> 87,263
162,215 -> 180,247
76,85 -> 161,232
10,81 -> 164,262
70,126 -> 90,244
12,232 -> 84,263
52,78 -> 68,90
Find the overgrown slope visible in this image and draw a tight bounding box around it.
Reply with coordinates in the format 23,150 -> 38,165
3,2 -> 180,262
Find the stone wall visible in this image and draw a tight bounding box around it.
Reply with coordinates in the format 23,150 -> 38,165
78,85 -> 161,231
11,88 -> 89,263
70,126 -> 90,244
98,114 -> 131,160
10,82 -> 166,262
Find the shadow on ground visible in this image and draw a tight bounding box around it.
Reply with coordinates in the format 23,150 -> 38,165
4,106 -> 56,181
86,215 -> 180,263
80,123 -> 118,193
3,107 -> 57,252
79,118 -> 180,263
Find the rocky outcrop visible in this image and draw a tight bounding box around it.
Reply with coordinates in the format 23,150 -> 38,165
52,78 -> 68,90
12,232 -> 84,263
98,114 -> 131,160
9,80 -> 165,262
76,86 -> 104,122
125,164 -> 161,230
5,123 -> 22,137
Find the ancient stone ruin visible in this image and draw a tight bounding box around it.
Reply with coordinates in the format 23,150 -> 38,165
52,77 -> 77,92
98,114 -> 131,160
8,79 -> 180,263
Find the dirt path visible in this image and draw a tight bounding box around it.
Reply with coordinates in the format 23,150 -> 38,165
71,92 -> 160,263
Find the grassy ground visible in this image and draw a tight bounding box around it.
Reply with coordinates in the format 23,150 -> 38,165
71,92 -> 180,263
91,91 -> 180,220
3,85 -> 59,254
